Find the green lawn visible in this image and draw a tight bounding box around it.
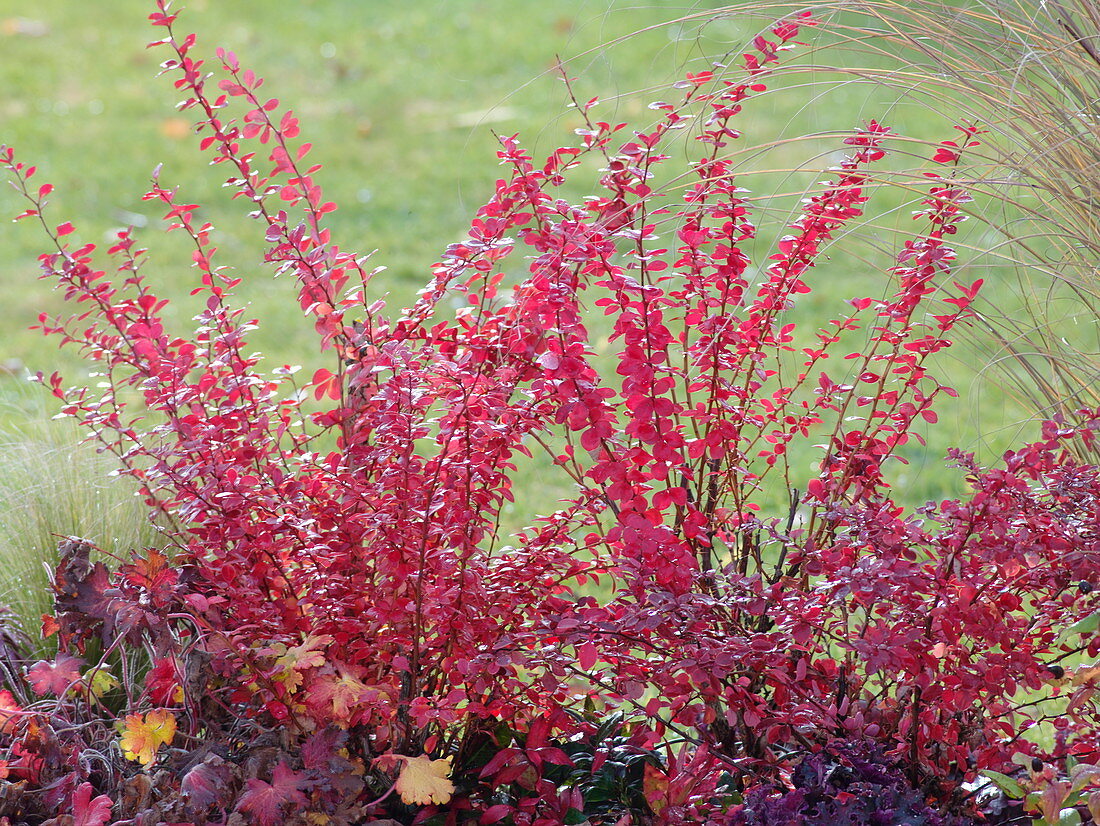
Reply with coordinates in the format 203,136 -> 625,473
0,0 -> 1045,527
2,1 -> 742,369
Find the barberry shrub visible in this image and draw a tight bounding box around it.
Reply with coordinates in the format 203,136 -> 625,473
0,2 -> 1098,824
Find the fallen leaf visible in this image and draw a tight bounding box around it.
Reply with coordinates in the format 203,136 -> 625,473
159,118 -> 191,140
117,772 -> 153,817
0,18 -> 49,37
182,753 -> 235,809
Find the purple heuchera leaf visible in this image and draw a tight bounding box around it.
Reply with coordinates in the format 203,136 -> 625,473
182,753 -> 235,811
735,740 -> 978,826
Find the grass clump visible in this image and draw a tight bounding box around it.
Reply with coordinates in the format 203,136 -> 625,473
0,383 -> 163,653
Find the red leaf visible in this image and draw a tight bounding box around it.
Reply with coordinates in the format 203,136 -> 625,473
932,146 -> 959,163
577,641 -> 598,671
479,747 -> 521,779
182,753 -> 235,809
146,656 -> 184,705
235,761 -> 307,826
526,715 -> 549,750
311,367 -> 341,400
26,653 -> 84,696
536,746 -> 573,767
72,782 -> 113,826
480,803 -> 514,824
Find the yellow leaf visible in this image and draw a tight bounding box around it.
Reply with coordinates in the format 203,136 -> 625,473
279,666 -> 304,693
287,635 -> 332,670
394,755 -> 454,806
80,668 -> 119,699
118,709 -> 177,767
329,672 -> 368,721
273,634 -> 332,692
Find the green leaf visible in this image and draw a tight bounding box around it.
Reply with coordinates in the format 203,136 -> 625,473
1056,807 -> 1082,826
1065,611 -> 1100,638
983,770 -> 1025,800
494,723 -> 514,748
563,807 -> 589,825
1069,763 -> 1100,795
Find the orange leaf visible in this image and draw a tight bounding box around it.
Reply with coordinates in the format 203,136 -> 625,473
1071,664 -> 1100,686
643,762 -> 670,815
306,667 -> 383,726
0,690 -> 22,735
118,709 -> 176,766
159,118 -> 191,140
273,633 -> 332,691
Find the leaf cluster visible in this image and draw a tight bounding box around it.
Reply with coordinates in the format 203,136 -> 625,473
0,2 -> 1097,825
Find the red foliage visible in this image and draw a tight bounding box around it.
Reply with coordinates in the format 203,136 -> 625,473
71,782 -> 113,826
236,761 -> 309,826
25,653 -> 83,697
0,2 -> 1097,823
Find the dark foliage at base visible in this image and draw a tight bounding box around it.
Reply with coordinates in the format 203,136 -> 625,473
734,741 -> 977,826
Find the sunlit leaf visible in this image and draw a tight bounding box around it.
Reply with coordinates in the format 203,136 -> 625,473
981,770 -> 1025,800
118,708 -> 177,767
392,755 -> 454,806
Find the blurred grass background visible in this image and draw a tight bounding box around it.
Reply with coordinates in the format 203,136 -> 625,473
0,0 -> 1068,617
